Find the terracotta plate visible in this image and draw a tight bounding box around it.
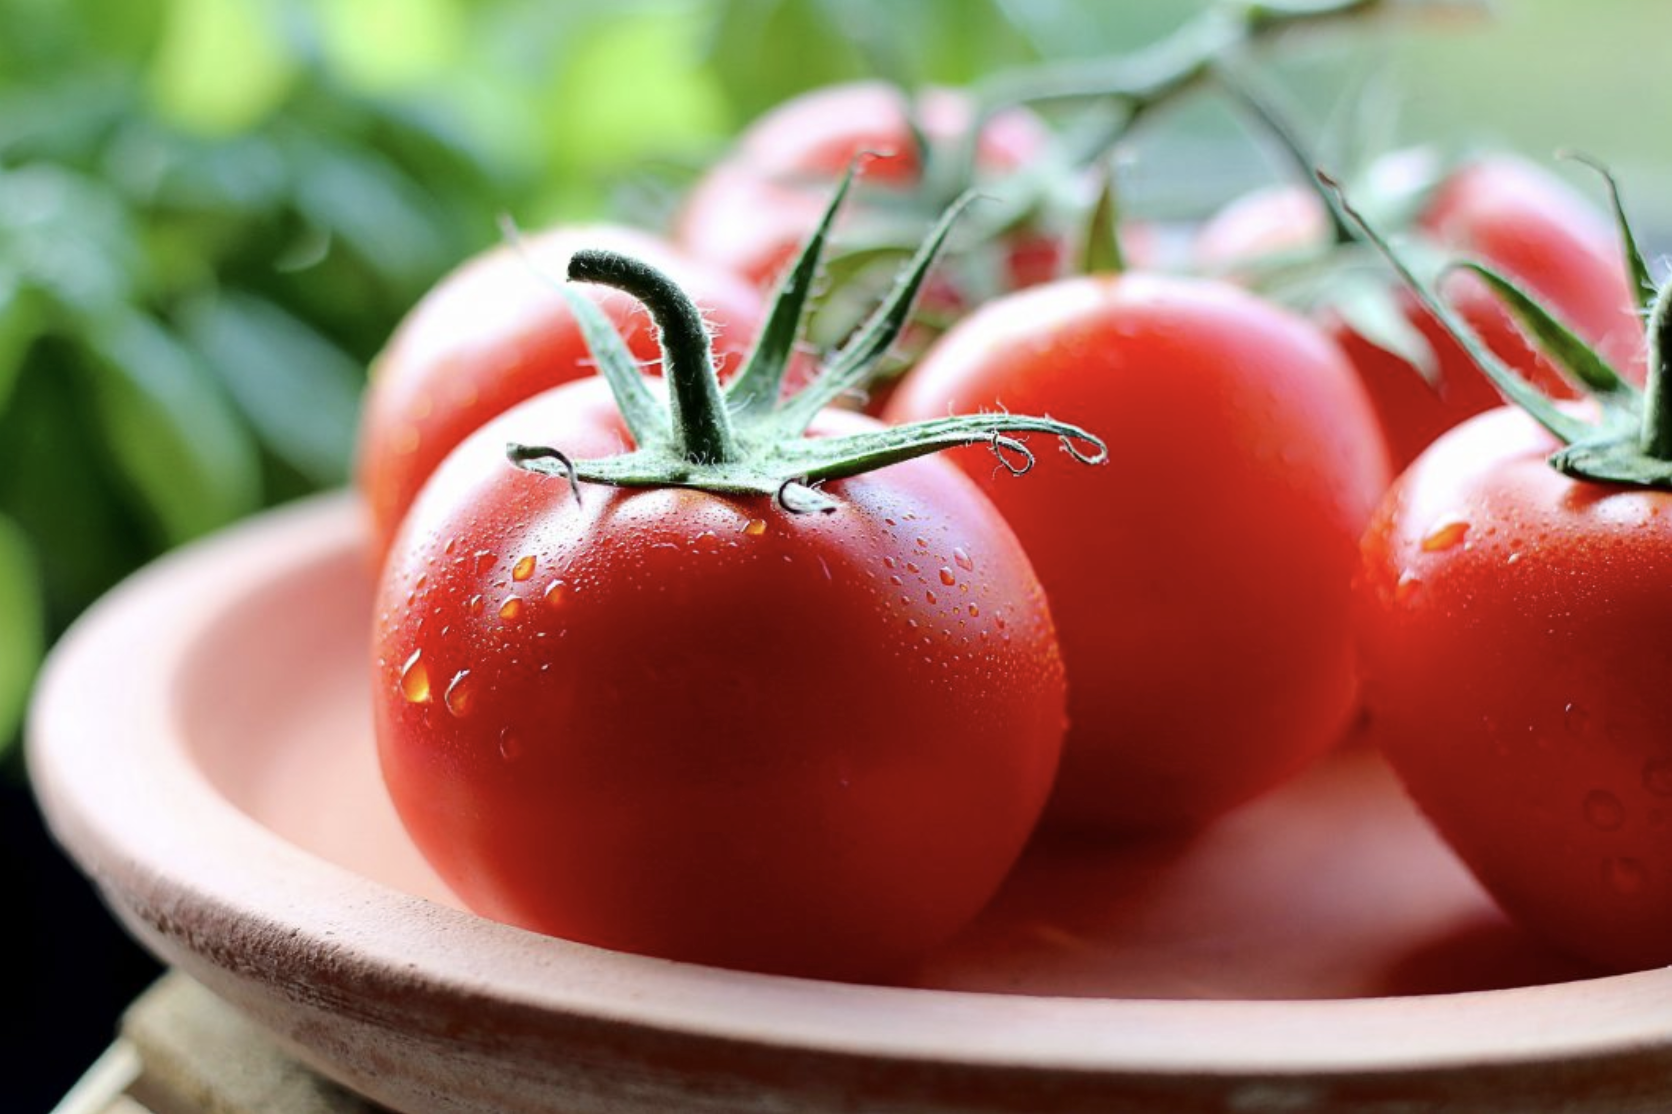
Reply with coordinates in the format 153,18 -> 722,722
28,495 -> 1672,1113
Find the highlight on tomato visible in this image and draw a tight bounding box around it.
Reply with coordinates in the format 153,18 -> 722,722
1196,153 -> 1644,471
1336,168 -> 1672,971
356,223 -> 767,562
885,269 -> 1391,833
370,178 -> 1107,981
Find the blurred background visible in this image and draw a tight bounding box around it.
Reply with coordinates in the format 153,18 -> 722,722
5,0 -> 1670,1106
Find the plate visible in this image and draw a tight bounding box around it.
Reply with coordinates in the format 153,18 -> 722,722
28,494 -> 1672,1113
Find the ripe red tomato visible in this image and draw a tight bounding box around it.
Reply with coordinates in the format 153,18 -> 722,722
372,377 -> 1068,980
356,225 -> 766,561
1356,405 -> 1672,971
1196,157 -> 1644,471
673,80 -> 1066,295
885,274 -> 1391,832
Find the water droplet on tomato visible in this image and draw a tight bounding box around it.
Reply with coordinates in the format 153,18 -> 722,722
995,614 -> 1008,630
443,537 -> 458,557
882,556 -> 896,569
968,603 -> 980,617
1584,789 -> 1626,831
1604,856 -> 1647,896
512,555 -> 535,582
905,562 -> 920,574
444,671 -> 475,718
1564,702 -> 1590,735
473,550 -> 496,575
1421,517 -> 1469,552
1395,571 -> 1421,602
1507,551 -> 1523,566
500,596 -> 524,621
916,536 -> 929,548
939,567 -> 956,586
499,729 -> 523,763
466,594 -> 485,616
743,518 -> 767,537
400,651 -> 432,704
889,575 -> 903,586
543,580 -> 566,606
953,547 -> 974,572
925,590 -> 937,605
1644,758 -> 1672,797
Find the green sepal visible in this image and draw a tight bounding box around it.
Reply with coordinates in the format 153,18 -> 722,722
1448,260 -> 1639,406
1549,437 -> 1672,488
1558,150 -> 1656,316
557,287 -> 669,451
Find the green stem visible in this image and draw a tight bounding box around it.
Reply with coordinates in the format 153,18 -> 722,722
1642,281 -> 1672,460
567,249 -> 738,467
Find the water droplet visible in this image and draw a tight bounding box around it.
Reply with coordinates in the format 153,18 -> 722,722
499,729 -> 523,763
925,590 -> 938,605
512,555 -> 535,582
1584,789 -> 1626,831
968,604 -> 980,617
473,550 -> 496,575
499,596 -> 524,621
443,537 -> 458,557
1507,551 -> 1523,566
889,575 -> 903,586
400,651 -> 432,704
1564,702 -> 1590,735
743,518 -> 767,537
882,556 -> 896,569
444,671 -> 476,718
1644,758 -> 1672,796
1395,571 -> 1421,602
953,547 -> 975,572
916,536 -> 929,548
1605,856 -> 1647,896
939,567 -> 956,586
995,614 -> 1008,630
905,562 -> 920,574
466,594 -> 485,616
543,580 -> 567,606
1422,516 -> 1469,552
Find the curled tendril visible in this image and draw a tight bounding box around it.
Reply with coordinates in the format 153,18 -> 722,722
507,444 -> 583,507
1059,431 -> 1109,465
776,478 -> 834,515
988,432 -> 1036,476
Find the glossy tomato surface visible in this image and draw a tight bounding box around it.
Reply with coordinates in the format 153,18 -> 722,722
886,274 -> 1391,832
356,225 -> 765,561
674,80 -> 1062,293
372,378 -> 1067,981
1357,406 -> 1672,971
1197,157 -> 1644,471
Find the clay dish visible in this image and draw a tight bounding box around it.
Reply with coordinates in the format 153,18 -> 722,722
29,495 -> 1672,1113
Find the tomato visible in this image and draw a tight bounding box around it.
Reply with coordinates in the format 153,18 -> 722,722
1196,156 -> 1644,471
371,377 -> 1068,980
356,224 -> 766,561
885,273 -> 1391,832
1355,405 -> 1672,970
673,81 -> 1067,297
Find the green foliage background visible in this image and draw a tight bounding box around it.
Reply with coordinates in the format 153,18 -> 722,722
2,0 -> 1670,767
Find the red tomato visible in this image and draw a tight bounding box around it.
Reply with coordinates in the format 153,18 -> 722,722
372,377 -> 1068,980
885,274 -> 1391,832
1196,157 -> 1644,471
356,225 -> 766,561
1356,405 -> 1672,971
674,81 -> 1066,295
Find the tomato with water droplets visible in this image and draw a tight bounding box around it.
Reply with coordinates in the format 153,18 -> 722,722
1356,405 -> 1672,971
371,377 -> 1068,981
886,272 -> 1391,832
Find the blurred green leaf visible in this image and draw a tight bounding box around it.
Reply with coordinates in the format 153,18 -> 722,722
0,165 -> 144,316
79,308 -> 262,545
289,134 -> 455,288
180,292 -> 363,485
0,511 -> 43,759
147,0 -> 299,136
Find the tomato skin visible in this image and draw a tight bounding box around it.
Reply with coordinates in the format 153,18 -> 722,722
885,274 -> 1390,831
1197,157 -> 1644,471
1357,406 -> 1672,971
372,377 -> 1067,980
356,225 -> 766,562
674,81 -> 1064,294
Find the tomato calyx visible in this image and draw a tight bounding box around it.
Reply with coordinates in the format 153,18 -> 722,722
509,169 -> 1107,514
1324,165 -> 1672,488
